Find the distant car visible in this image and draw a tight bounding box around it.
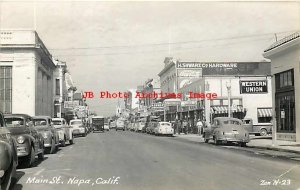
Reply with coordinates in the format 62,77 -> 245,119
33,116 -> 60,154
116,119 -> 125,131
0,112 -> 18,190
91,116 -> 104,132
154,122 -> 174,136
147,121 -> 158,135
137,120 -> 145,132
203,117 -> 250,147
4,114 -> 45,167
70,119 -> 87,137
104,123 -> 110,131
109,121 -> 116,129
52,118 -> 74,146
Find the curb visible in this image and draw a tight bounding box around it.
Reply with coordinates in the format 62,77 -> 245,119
247,145 -> 300,154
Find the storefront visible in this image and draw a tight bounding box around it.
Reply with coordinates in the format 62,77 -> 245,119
263,32 -> 300,142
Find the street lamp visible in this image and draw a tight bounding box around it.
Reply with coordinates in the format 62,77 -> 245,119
226,81 -> 231,118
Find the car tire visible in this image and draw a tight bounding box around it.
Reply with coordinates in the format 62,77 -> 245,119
214,137 -> 221,145
38,144 -> 44,161
24,146 -> 35,168
260,129 -> 267,136
240,142 -> 247,147
61,139 -> 66,147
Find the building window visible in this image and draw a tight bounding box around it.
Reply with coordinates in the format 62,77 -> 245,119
0,66 -> 12,113
56,78 -> 60,95
275,69 -> 295,133
275,69 -> 294,90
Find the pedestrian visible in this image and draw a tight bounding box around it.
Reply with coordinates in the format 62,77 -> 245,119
196,119 -> 203,136
182,120 -> 188,134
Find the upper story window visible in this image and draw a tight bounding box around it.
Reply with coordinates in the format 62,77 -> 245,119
275,69 -> 294,90
56,78 -> 60,95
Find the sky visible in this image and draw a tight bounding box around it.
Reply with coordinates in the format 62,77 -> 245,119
0,1 -> 299,116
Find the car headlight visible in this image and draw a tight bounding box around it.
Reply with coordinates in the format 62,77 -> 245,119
17,135 -> 25,144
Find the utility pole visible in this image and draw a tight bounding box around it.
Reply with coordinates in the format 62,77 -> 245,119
226,81 -> 231,118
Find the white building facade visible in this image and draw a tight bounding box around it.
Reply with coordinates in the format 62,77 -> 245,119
0,30 -> 55,116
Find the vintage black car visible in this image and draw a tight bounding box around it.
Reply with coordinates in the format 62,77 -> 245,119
32,116 -> 59,154
4,114 -> 44,167
0,112 -> 18,190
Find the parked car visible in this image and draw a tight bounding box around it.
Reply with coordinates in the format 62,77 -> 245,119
70,119 -> 87,137
0,112 -> 18,190
109,121 -> 116,129
242,118 -> 272,136
4,114 -> 44,167
147,121 -> 158,135
116,119 -> 125,131
203,117 -> 250,147
104,123 -> 110,131
32,116 -> 59,154
154,122 -> 174,136
137,120 -> 145,133
52,118 -> 74,146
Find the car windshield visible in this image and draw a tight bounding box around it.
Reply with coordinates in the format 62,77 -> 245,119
160,122 -> 171,126
33,119 -> 47,126
52,120 -> 62,125
5,117 -> 24,127
70,121 -> 82,125
223,120 -> 241,125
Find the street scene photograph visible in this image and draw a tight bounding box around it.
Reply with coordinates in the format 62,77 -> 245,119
0,1 -> 300,190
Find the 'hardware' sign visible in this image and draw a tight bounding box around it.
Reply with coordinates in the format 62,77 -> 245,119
240,80 -> 268,94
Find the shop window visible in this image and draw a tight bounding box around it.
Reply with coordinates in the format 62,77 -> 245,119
0,66 -> 12,113
276,69 -> 294,90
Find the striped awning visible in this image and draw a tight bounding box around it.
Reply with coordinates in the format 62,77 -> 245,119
211,105 -> 243,114
257,108 -> 272,117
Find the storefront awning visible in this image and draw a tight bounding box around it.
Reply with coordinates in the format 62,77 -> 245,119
257,108 -> 272,117
211,105 -> 243,114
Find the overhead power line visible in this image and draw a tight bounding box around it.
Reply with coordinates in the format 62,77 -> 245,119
48,30 -> 297,51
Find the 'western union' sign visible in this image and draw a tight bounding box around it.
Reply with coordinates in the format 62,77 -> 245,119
240,80 -> 268,94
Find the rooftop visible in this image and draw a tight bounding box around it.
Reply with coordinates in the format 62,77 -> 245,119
264,32 -> 300,52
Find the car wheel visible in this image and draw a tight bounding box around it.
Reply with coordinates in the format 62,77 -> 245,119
240,142 -> 247,147
204,139 -> 209,143
214,137 -> 221,145
260,129 -> 267,136
24,146 -> 35,168
69,138 -> 74,145
61,140 -> 66,147
38,144 -> 44,161
50,139 -> 56,154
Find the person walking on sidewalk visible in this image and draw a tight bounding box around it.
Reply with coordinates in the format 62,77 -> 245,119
182,119 -> 188,134
196,119 -> 203,136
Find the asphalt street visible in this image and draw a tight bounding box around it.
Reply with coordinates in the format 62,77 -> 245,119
12,131 -> 300,190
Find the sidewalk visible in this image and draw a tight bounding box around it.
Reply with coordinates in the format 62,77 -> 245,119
173,133 -> 300,154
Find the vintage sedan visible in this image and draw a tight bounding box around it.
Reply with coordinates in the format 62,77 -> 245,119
203,117 -> 250,147
70,119 -> 87,137
32,116 -> 59,154
154,122 -> 174,136
0,112 -> 18,190
4,114 -> 44,168
52,118 -> 74,146
147,121 -> 158,135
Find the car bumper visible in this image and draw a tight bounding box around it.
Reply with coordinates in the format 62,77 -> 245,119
73,129 -> 86,135
16,144 -> 30,157
218,137 -> 250,143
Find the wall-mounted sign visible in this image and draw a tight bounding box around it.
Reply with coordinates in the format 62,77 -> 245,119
240,80 -> 268,94
181,101 -> 197,107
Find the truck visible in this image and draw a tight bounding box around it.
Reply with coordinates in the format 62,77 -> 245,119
242,118 -> 272,136
92,116 -> 105,132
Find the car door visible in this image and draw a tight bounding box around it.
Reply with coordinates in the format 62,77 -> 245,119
242,119 -> 253,133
